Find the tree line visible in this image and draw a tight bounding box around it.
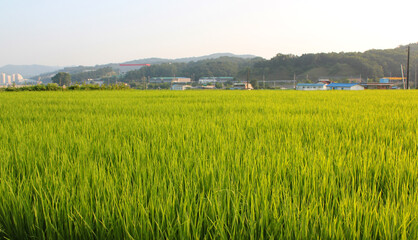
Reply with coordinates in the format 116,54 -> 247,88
1,83 -> 130,92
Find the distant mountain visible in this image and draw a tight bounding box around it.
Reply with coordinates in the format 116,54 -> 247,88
0,65 -> 62,78
33,53 -> 259,80
109,53 -> 258,74
122,53 -> 258,65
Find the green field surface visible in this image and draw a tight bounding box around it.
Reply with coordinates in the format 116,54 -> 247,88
0,90 -> 417,239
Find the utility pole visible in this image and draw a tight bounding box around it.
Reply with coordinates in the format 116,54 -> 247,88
401,64 -> 405,89
415,64 -> 417,89
406,45 -> 410,89
246,68 -> 250,89
293,72 -> 296,89
171,73 -> 175,90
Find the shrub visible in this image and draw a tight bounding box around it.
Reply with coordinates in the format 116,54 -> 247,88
46,83 -> 61,91
68,85 -> 81,90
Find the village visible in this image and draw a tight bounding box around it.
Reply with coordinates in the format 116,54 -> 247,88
146,76 -> 407,91
295,77 -> 406,91
1,74 -> 408,91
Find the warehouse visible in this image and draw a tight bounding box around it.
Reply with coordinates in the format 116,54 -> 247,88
198,77 -> 235,84
149,77 -> 191,84
326,83 -> 364,90
171,84 -> 192,90
296,83 -> 327,90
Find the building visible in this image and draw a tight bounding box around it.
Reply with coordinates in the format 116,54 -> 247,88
171,84 -> 192,90
198,77 -> 234,84
230,82 -> 253,90
16,74 -> 24,82
318,79 -> 332,85
326,83 -> 364,90
201,85 -> 216,89
150,77 -> 191,84
296,83 -> 327,90
380,77 -> 404,84
1,73 -> 5,84
361,83 -> 395,90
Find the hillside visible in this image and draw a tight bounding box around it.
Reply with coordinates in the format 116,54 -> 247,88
121,43 -> 418,85
32,53 -> 258,81
250,43 -> 418,81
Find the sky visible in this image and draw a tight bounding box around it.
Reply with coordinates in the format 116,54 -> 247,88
0,0 -> 417,66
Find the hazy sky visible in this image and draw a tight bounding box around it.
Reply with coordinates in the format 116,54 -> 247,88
1,0 -> 417,66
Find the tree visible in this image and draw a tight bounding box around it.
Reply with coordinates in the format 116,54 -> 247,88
52,72 -> 71,86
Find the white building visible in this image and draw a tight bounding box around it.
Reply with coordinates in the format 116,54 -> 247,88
296,83 -> 327,90
198,77 -> 234,84
326,83 -> 364,90
16,74 -> 24,82
230,82 -> 253,90
150,77 -> 191,84
1,73 -> 5,84
171,84 -> 191,90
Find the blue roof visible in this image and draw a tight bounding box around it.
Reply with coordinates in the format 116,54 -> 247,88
327,83 -> 359,87
297,83 -> 325,86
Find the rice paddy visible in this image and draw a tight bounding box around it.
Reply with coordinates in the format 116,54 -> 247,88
0,90 -> 417,239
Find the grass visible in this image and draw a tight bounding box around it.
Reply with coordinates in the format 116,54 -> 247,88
0,90 -> 417,239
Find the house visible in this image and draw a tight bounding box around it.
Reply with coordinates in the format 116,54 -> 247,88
201,85 -> 216,89
326,83 -> 364,90
198,77 -> 234,84
150,77 -> 191,84
318,78 -> 332,84
296,83 -> 327,90
361,83 -> 395,90
171,84 -> 191,90
230,82 -> 253,90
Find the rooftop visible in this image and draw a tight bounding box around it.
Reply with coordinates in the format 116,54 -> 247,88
200,77 -> 234,79
327,83 -> 360,87
297,83 -> 326,86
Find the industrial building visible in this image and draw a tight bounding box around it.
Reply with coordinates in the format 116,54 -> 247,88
296,83 -> 327,90
361,83 -> 396,89
198,77 -> 234,84
326,83 -> 364,90
230,82 -> 253,90
149,77 -> 191,84
171,84 -> 192,90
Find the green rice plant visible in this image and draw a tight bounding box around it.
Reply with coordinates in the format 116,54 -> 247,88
0,90 -> 417,239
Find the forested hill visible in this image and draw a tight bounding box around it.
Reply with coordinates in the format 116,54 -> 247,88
251,43 -> 418,81
122,57 -> 262,82
122,43 -> 418,82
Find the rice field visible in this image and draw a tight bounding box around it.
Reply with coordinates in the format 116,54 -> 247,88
0,90 -> 417,239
